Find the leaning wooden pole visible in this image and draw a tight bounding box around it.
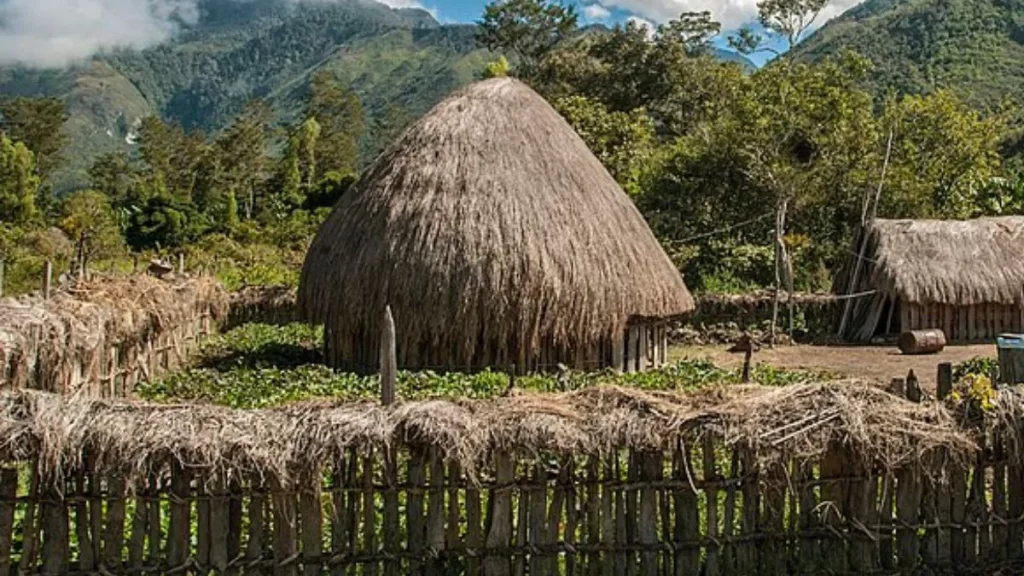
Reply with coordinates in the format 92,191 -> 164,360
42,260 -> 52,300
838,130 -> 895,339
380,305 -> 397,406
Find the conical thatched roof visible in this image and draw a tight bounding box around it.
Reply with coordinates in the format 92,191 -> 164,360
848,216 -> 1024,305
299,77 -> 692,371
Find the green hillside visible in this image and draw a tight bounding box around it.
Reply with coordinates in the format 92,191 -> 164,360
0,0 -> 491,192
797,0 -> 1024,109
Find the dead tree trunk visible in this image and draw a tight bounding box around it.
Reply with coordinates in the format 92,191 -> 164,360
770,199 -> 789,347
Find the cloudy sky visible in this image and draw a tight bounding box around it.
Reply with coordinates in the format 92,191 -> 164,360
0,0 -> 865,68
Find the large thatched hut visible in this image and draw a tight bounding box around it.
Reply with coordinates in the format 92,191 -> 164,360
299,78 -> 693,373
838,217 -> 1024,342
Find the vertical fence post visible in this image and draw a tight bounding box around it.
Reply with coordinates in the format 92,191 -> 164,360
380,305 -> 396,406
937,363 -> 953,400
178,253 -> 185,275
42,260 -> 52,300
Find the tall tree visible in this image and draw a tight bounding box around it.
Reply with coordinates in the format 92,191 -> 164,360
217,101 -> 272,220
730,0 -> 828,55
0,134 -> 41,224
0,97 -> 67,180
304,71 -> 365,176
477,0 -> 578,80
59,190 -> 123,277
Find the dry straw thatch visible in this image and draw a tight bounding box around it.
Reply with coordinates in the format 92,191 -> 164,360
299,78 -> 693,372
0,275 -> 228,392
845,217 -> 1024,305
0,381 -> 983,489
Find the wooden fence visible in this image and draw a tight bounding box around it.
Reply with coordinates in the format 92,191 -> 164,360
2,402 -> 1021,574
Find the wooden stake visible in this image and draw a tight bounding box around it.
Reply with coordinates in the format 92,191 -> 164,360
42,260 -> 52,300
177,253 -> 185,275
380,305 -> 397,406
937,362 -> 953,400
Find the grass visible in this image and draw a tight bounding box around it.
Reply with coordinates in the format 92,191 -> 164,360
135,323 -> 834,408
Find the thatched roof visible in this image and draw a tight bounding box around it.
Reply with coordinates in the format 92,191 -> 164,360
850,217 -> 1024,305
299,78 -> 692,369
0,382 -> 981,488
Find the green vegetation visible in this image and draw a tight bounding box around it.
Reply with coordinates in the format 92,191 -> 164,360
135,323 -> 832,408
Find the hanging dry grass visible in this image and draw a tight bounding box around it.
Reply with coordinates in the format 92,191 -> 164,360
299,77 -> 693,372
0,380 -> 988,489
0,275 -> 229,392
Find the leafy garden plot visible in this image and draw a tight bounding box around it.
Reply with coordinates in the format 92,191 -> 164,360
135,323 -> 833,408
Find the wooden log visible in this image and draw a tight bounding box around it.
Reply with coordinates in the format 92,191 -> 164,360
797,462 -> 819,574
168,467 -> 192,571
624,451 -> 638,576
426,449 -> 446,576
637,327 -> 649,372
19,466 -> 40,574
0,469 -> 16,576
820,449 -> 846,574
330,459 -> 348,576
383,449 -> 400,576
362,455 -> 378,576
895,467 -> 923,569
40,486 -> 69,576
198,477 -> 211,569
128,478 -> 147,572
848,463 -> 876,573
407,448 -> 427,574
1009,457 -> 1024,561
898,330 -> 947,355
529,463 -> 549,576
547,462 -> 569,576
950,467 -> 967,569
585,457 -> 601,576
73,470 -> 95,573
993,431 -> 1007,562
299,474 -> 323,576
675,442 -> 700,576
484,453 -> 514,576
761,465 -> 786,576
721,451 -> 739,574
601,458 -> 616,576
614,455 -> 627,576
247,483 -> 267,573
562,460 -> 579,576
702,438 -> 720,576
104,475 -> 127,570
738,450 -> 759,575
272,480 -> 299,576
638,453 -> 660,576
227,479 -> 244,576
878,474 -> 896,571
466,463 -> 483,576
513,464 -> 529,576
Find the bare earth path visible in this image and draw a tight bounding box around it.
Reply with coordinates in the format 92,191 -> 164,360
671,343 -> 997,390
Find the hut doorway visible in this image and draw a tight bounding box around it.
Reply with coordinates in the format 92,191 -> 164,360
876,298 -> 900,338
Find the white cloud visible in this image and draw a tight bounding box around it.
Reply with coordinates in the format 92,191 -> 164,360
0,0 -> 194,68
0,0 -> 437,69
582,4 -> 611,21
592,0 -> 863,30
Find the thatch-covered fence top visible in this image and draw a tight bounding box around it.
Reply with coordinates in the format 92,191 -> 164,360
299,77 -> 692,366
854,216 -> 1024,305
0,382 -> 982,489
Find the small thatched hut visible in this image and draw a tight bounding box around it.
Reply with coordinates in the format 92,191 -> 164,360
838,217 -> 1024,342
299,78 -> 693,373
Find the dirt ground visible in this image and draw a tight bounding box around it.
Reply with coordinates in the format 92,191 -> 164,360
671,343 -> 997,390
